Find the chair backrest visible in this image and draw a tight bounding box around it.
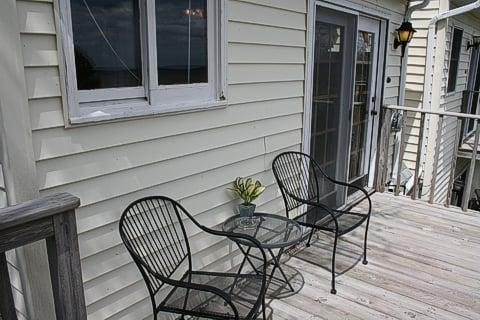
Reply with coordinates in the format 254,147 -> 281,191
119,196 -> 192,294
272,152 -> 334,215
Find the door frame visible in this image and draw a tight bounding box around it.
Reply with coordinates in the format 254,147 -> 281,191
303,0 -> 388,192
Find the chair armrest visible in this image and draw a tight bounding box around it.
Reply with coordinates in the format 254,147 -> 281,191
190,221 -> 268,268
327,179 -> 372,217
283,193 -> 339,230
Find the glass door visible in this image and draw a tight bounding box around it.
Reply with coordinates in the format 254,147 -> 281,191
348,16 -> 380,191
310,6 -> 356,208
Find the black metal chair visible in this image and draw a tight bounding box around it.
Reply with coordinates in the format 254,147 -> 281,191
272,151 -> 372,294
119,196 -> 267,319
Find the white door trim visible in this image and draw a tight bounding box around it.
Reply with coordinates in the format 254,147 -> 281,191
303,1 -> 387,190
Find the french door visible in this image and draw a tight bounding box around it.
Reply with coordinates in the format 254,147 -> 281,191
306,3 -> 384,208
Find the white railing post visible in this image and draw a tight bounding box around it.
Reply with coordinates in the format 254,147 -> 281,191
462,119 -> 480,211
412,113 -> 426,200
445,119 -> 462,207
429,114 -> 444,204
395,111 -> 408,196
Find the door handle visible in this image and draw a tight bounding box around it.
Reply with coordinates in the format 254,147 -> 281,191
371,110 -> 378,116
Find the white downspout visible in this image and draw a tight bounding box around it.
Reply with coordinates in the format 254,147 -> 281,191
393,1 -> 430,188
419,0 -> 480,199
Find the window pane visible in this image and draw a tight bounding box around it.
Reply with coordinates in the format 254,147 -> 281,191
447,28 -> 463,92
156,0 -> 208,85
71,0 -> 142,90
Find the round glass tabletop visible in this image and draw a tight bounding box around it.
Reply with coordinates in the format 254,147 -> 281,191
222,213 -> 303,249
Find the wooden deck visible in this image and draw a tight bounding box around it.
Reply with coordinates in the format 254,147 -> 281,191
265,192 -> 480,320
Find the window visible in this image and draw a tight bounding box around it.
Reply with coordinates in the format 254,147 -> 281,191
59,0 -> 225,123
447,27 -> 463,93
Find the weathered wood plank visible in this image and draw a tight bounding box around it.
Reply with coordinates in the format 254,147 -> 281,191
0,252 -> 17,320
46,211 -> 87,320
265,192 -> 480,320
0,193 -> 79,230
0,217 -> 53,252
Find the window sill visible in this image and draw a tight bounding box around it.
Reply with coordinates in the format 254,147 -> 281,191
68,99 -> 228,126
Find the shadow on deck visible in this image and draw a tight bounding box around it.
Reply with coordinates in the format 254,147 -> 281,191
265,192 -> 480,320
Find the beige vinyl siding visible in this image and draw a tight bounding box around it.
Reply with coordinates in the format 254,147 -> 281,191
18,0 -> 306,319
432,13 -> 480,204
402,1 -> 443,180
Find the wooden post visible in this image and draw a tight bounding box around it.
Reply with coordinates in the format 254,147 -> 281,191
0,252 -> 17,320
446,120 -> 462,207
46,211 -> 87,320
462,119 -> 480,211
412,113 -> 426,200
0,193 -> 85,320
429,115 -> 444,204
375,108 -> 392,192
395,111 -> 408,196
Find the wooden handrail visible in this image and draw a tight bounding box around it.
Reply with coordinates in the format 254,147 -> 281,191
0,193 -> 79,230
378,105 -> 479,211
0,193 -> 86,320
384,105 -> 480,120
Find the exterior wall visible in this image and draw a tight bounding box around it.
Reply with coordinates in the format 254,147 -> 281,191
430,11 -> 480,203
17,0 -> 305,319
12,0 -> 407,319
400,0 -> 445,188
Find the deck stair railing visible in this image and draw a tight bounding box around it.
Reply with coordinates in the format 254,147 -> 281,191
0,193 -> 86,320
376,104 -> 480,211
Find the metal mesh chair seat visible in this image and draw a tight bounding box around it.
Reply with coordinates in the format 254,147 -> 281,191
119,196 -> 267,320
295,207 -> 368,236
160,271 -> 263,319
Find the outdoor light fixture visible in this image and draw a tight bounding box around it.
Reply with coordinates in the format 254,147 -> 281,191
394,21 -> 416,57
467,35 -> 480,50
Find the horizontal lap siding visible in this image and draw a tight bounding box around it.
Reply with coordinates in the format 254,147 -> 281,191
401,2 -> 442,179
433,15 -> 480,204
18,0 -> 306,319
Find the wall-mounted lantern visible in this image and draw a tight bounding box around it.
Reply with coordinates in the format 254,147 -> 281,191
467,35 -> 480,50
394,21 -> 416,57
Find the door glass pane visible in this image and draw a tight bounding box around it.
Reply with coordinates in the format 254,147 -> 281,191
71,0 -> 142,90
156,0 -> 208,85
310,21 -> 344,206
349,31 -> 374,182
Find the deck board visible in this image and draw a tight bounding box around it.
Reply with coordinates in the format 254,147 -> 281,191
266,192 -> 480,320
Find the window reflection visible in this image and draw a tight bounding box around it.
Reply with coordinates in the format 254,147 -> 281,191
71,0 -> 143,90
156,0 -> 208,85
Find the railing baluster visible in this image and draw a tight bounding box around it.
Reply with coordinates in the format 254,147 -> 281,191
412,112 -> 425,200
395,111 -> 407,196
375,108 -> 392,192
446,119 -> 462,207
462,119 -> 480,211
429,114 -> 444,204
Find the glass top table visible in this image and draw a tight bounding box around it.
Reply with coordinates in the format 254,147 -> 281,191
222,213 -> 302,249
222,213 -> 303,293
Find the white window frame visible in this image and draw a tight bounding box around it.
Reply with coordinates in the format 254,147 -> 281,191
56,0 -> 227,125
446,26 -> 464,94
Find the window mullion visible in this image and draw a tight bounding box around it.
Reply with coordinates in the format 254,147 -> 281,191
146,0 -> 159,104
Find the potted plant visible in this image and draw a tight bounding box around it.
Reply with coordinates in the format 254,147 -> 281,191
229,177 -> 265,218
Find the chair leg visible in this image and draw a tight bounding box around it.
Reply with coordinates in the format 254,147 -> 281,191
330,231 -> 338,294
363,216 -> 371,265
306,228 -> 315,247
262,297 -> 267,320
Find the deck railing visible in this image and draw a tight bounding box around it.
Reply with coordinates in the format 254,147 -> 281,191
376,104 -> 480,211
0,193 -> 86,320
